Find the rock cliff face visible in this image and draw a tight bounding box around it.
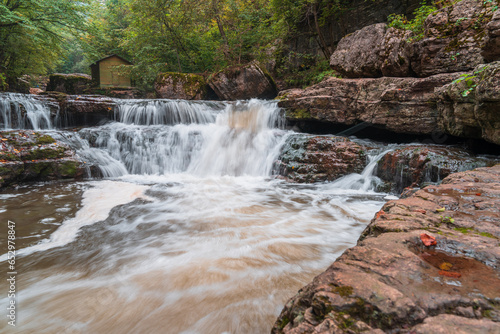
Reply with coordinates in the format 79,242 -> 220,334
273,165 -> 500,334
282,0 -> 422,69
330,0 -> 500,78
437,62 -> 500,146
280,73 -> 460,135
279,59 -> 500,146
0,131 -> 93,187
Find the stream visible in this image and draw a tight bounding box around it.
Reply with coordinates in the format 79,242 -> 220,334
0,95 -> 388,333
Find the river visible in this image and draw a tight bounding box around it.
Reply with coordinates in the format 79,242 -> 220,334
0,96 -> 387,333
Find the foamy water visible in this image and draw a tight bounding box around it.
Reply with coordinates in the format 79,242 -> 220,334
0,98 -> 387,333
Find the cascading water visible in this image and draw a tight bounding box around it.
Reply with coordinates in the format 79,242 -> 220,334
0,96 -> 389,334
0,93 -> 53,130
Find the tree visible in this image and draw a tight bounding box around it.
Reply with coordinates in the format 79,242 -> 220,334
0,0 -> 92,79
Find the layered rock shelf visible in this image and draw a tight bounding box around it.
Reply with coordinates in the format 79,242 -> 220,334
0,131 -> 93,187
273,165 -> 500,333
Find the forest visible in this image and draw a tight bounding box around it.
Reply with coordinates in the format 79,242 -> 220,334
0,0 -> 353,90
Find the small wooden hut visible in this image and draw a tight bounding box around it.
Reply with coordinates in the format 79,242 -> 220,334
90,55 -> 133,88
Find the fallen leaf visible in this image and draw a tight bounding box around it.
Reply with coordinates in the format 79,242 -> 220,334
436,207 -> 446,212
439,270 -> 461,278
439,262 -> 453,271
413,209 -> 426,214
420,233 -> 437,246
476,193 -> 481,196
376,210 -> 384,219
1,138 -> 7,141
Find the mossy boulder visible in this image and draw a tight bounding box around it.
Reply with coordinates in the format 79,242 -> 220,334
46,73 -> 94,94
0,130 -> 87,187
154,72 -> 207,100
208,61 -> 278,100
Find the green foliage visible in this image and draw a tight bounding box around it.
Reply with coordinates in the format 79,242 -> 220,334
0,72 -> 7,91
451,65 -> 489,97
388,1 -> 438,41
277,58 -> 340,88
0,0 -> 92,80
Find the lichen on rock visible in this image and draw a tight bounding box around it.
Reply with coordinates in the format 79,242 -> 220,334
154,72 -> 207,100
0,130 -> 88,187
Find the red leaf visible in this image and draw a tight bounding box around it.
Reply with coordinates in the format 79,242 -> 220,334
439,270 -> 461,278
420,233 -> 437,246
476,193 -> 481,196
376,210 -> 384,219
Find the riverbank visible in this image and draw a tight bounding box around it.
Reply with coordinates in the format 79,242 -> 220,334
273,164 -> 500,333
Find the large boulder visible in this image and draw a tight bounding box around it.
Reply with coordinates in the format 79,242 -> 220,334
330,24 -> 413,78
279,72 -> 460,135
376,145 -> 499,193
154,72 -> 207,100
274,135 -> 367,183
330,0 -> 500,79
208,62 -> 277,100
273,165 -> 500,333
0,131 -> 92,187
437,61 -> 500,145
46,73 -> 94,94
330,23 -> 388,78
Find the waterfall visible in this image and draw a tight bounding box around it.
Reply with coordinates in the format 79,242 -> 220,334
114,99 -> 225,125
59,99 -> 288,178
322,149 -> 392,193
0,93 -> 53,129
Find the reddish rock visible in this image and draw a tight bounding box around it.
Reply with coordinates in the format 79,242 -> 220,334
274,135 -> 367,183
273,165 -> 500,333
208,61 -> 277,100
376,145 -> 499,193
279,73 -> 460,135
330,24 -> 413,78
330,0 -> 500,79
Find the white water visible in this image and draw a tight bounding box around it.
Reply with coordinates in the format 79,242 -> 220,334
0,97 -> 388,334
0,93 -> 53,129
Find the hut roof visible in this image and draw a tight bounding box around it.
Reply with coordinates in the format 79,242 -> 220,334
90,54 -> 133,66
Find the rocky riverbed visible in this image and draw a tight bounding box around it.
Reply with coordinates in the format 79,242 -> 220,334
273,164 -> 500,333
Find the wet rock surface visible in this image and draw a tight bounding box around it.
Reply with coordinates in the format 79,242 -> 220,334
208,61 -> 277,100
376,145 -> 499,193
0,131 -> 92,187
37,93 -> 117,127
279,73 -> 460,135
273,165 -> 500,333
274,135 -> 367,183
